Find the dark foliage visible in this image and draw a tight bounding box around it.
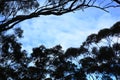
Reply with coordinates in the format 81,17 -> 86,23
80,21 -> 120,79
1,22 -> 120,79
0,1 -> 120,80
0,0 -> 120,32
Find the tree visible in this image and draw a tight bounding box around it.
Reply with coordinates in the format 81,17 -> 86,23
1,21 -> 120,79
0,29 -> 80,79
0,27 -> 30,80
0,0 -> 39,17
78,21 -> 120,79
0,0 -> 120,32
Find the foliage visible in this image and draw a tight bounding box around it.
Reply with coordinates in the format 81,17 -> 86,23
0,28 -> 82,80
0,0 -> 120,80
0,0 -> 39,17
0,0 -> 120,32
0,21 -> 120,79
80,21 -> 120,79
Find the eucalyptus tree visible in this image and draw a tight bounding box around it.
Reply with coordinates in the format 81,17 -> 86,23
1,21 -> 120,79
79,21 -> 120,80
0,0 -> 120,32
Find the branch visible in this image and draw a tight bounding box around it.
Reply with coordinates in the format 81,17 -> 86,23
0,0 -> 120,32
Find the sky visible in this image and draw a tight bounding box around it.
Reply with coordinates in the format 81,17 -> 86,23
18,3 -> 120,53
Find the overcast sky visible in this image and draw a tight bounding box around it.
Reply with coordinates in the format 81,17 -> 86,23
18,6 -> 120,53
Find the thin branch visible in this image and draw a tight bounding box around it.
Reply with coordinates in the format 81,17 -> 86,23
103,1 -> 114,8
99,0 -> 106,6
103,5 -> 120,8
0,0 -> 120,32
69,0 -> 78,10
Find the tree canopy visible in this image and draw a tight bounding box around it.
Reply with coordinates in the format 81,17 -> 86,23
0,0 -> 120,80
0,0 -> 120,32
0,21 -> 120,79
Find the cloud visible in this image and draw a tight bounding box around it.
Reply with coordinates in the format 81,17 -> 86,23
18,8 -> 120,53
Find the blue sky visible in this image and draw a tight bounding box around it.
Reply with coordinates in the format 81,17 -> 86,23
18,6 -> 120,53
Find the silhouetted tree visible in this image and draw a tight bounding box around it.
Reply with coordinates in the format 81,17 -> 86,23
0,27 -> 86,79
0,0 -> 120,32
1,21 -> 120,79
79,21 -> 120,79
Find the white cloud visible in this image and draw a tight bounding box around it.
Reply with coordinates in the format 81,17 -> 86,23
18,8 -> 120,53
